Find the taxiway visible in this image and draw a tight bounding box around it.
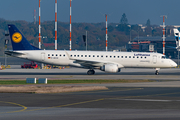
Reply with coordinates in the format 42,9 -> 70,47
0,68 -> 180,120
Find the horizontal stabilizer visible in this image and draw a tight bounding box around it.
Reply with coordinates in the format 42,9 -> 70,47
4,50 -> 25,56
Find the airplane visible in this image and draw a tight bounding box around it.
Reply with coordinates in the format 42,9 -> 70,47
5,24 -> 177,75
173,28 -> 180,49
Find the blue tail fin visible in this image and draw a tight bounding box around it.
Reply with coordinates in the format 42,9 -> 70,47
8,24 -> 40,50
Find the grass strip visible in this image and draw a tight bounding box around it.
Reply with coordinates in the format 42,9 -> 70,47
0,79 -> 154,85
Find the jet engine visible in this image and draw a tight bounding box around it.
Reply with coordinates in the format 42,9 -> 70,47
100,64 -> 120,73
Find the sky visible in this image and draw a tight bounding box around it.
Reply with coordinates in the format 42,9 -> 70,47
0,0 -> 179,25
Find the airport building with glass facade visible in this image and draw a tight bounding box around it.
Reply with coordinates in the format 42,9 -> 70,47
126,36 -> 177,58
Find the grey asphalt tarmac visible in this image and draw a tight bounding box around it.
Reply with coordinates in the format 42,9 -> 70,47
0,67 -> 180,80
0,68 -> 180,120
1,87 -> 180,120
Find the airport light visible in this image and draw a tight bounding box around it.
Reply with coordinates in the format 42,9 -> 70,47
128,25 -> 131,42
105,14 -> 108,51
4,31 -> 9,67
160,15 -> 167,55
39,0 -> 41,49
86,31 -> 87,51
55,0 -> 57,50
69,0 -> 72,51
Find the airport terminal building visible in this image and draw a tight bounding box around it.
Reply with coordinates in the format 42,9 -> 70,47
126,36 -> 177,58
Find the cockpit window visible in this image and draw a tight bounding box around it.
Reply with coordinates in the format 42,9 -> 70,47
161,56 -> 168,59
161,56 -> 165,59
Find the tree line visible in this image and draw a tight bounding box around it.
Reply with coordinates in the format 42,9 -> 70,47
0,13 -> 172,56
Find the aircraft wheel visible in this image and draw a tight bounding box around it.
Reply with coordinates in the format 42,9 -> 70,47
92,70 -> 95,74
155,70 -> 159,75
87,70 -> 95,75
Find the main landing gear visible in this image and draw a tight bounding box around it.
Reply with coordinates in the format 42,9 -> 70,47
87,69 -> 95,75
155,68 -> 160,75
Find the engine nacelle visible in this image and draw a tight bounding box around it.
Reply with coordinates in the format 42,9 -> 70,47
100,64 -> 120,73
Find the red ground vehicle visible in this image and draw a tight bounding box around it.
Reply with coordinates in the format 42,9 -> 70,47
21,61 -> 38,69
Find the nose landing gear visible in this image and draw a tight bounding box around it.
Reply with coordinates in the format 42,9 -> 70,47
155,70 -> 159,75
155,68 -> 160,75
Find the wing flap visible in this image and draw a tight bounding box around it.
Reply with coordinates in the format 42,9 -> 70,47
73,59 -> 105,67
72,58 -> 124,68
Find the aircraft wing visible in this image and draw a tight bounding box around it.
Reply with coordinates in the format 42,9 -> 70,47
71,58 -> 124,68
66,51 -> 124,68
73,59 -> 107,67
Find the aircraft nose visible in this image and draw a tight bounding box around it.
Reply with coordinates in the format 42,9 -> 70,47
170,61 -> 177,67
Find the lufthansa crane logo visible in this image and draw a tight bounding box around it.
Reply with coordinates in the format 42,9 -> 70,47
12,32 -> 22,43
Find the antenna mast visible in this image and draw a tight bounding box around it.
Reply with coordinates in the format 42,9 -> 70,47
55,0 -> 57,50
34,9 -> 36,24
39,0 -> 41,49
105,14 -> 108,51
161,15 -> 167,55
69,0 -> 72,51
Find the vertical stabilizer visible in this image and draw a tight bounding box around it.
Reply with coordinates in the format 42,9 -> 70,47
8,24 -> 40,50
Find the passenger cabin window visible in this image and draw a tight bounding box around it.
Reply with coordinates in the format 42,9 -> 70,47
106,56 -> 108,58
81,55 -> 83,57
77,55 -> 79,57
110,56 -> 112,58
114,56 -> 116,58
121,56 -> 123,58
97,55 -> 99,57
48,54 -> 50,56
101,55 -> 103,57
118,56 -> 119,58
63,54 -> 65,57
52,54 -> 54,56
89,55 -> 91,57
129,56 -> 131,58
85,55 -> 87,57
70,55 -> 72,57
56,54 -> 58,56
60,54 -> 62,57
93,55 -> 95,57
137,56 -> 139,58
125,56 -> 127,58
74,55 -> 76,57
133,56 -> 135,58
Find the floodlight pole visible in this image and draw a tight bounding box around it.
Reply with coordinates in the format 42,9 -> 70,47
160,15 -> 167,55
86,31 -> 87,51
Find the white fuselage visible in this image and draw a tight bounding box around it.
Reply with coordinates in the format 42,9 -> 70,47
10,50 -> 177,69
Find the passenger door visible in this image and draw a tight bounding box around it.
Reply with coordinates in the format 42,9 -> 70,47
41,52 -> 45,61
152,55 -> 157,64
